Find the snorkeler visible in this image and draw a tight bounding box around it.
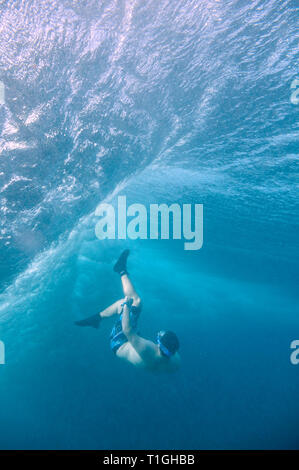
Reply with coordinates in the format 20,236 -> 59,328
75,250 -> 180,372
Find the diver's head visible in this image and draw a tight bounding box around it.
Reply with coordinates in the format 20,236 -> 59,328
156,330 -> 179,358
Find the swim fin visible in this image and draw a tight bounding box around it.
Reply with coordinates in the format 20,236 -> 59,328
113,249 -> 130,276
74,314 -> 101,329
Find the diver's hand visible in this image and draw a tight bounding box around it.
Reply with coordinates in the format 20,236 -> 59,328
121,296 -> 134,336
121,296 -> 134,308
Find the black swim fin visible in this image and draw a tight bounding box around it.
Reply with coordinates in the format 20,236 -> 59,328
74,314 -> 101,329
113,249 -> 130,276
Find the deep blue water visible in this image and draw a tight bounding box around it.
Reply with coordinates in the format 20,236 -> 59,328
0,0 -> 298,450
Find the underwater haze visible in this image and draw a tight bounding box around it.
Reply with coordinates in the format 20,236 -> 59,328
0,0 -> 299,449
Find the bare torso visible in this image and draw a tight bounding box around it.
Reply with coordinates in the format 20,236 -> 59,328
116,340 -> 181,373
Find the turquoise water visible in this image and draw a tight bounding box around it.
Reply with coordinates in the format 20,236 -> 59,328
0,0 -> 298,450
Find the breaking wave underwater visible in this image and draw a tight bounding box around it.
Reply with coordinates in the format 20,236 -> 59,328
0,0 -> 298,449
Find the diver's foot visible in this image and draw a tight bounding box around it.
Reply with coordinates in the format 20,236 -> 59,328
113,249 -> 130,276
74,314 -> 101,329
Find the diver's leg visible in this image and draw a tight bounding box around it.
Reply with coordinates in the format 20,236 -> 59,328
76,250 -> 135,329
75,299 -> 123,328
114,249 -> 141,307
99,299 -> 123,318
113,249 -> 130,276
121,274 -> 141,308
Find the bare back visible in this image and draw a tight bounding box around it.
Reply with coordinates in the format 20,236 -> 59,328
116,336 -> 181,373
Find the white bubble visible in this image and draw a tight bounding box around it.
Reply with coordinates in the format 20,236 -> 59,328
0,340 -> 5,365
0,81 -> 4,105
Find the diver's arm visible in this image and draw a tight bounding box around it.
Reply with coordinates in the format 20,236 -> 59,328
121,301 -> 132,334
122,299 -> 158,364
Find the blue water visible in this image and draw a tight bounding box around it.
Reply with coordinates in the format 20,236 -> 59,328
0,0 -> 298,450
